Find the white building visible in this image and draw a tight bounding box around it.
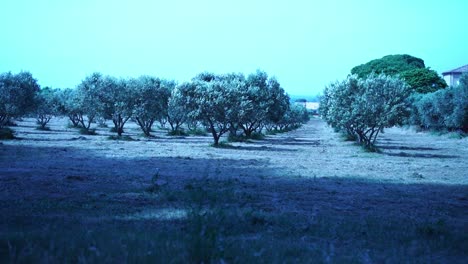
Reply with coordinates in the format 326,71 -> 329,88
442,65 -> 468,86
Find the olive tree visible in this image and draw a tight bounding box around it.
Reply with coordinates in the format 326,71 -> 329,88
167,84 -> 189,134
35,87 -> 61,129
354,74 -> 411,147
235,71 -> 270,137
97,76 -> 136,137
181,74 -> 239,146
0,71 -> 40,128
321,74 -> 411,148
264,77 -> 290,131
56,88 -> 81,127
320,75 -> 361,138
131,76 -> 170,137
75,73 -> 105,132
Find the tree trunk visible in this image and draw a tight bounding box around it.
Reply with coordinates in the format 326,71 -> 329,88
208,120 -> 220,146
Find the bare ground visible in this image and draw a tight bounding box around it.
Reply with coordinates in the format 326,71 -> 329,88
0,118 -> 467,263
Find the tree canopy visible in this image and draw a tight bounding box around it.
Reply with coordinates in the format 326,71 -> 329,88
351,54 -> 446,93
0,71 -> 40,127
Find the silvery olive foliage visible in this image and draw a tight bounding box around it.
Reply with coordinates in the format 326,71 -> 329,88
0,71 -> 40,127
167,84 -> 189,133
56,88 -> 82,127
95,76 -> 136,136
75,72 -> 105,131
321,73 -> 411,148
179,71 -> 296,145
35,87 -> 62,129
180,74 -> 240,145
1,70 -> 305,144
131,76 -> 172,137
411,73 -> 468,132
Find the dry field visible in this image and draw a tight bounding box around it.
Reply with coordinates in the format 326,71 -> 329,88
1,117 -> 467,263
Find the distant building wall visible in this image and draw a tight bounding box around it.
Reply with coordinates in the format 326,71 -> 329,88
442,65 -> 468,87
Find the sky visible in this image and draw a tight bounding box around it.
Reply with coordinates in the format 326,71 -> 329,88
1,0 -> 467,96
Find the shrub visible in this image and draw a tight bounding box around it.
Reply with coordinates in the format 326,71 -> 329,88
413,73 -> 468,132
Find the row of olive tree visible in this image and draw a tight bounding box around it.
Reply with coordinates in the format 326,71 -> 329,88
320,73 -> 411,148
69,71 -> 307,144
165,71 -> 306,145
1,70 -> 308,145
56,73 -> 175,137
408,73 -> 468,132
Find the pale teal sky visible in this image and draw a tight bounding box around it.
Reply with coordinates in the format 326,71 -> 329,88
1,0 -> 467,95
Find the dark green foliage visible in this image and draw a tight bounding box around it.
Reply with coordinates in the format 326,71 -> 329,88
351,54 -> 425,77
400,68 -> 447,93
351,54 -> 446,93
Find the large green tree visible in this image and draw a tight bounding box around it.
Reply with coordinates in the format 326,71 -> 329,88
351,54 -> 446,93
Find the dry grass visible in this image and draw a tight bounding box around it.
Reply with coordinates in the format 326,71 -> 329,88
0,118 -> 467,263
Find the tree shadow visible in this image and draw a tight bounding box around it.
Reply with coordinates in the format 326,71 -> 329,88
377,145 -> 439,151
1,143 -> 467,261
382,152 -> 459,159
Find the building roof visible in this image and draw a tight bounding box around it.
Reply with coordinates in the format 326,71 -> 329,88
442,64 -> 468,75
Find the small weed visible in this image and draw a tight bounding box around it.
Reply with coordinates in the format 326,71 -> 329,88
228,132 -> 264,142
188,128 -> 207,136
145,170 -> 167,193
167,130 -> 188,136
361,144 -> 380,153
417,219 -> 448,238
107,135 -> 135,141
67,123 -> 82,129
211,142 -> 236,149
0,127 -> 16,140
341,134 -> 357,142
35,126 -> 51,131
